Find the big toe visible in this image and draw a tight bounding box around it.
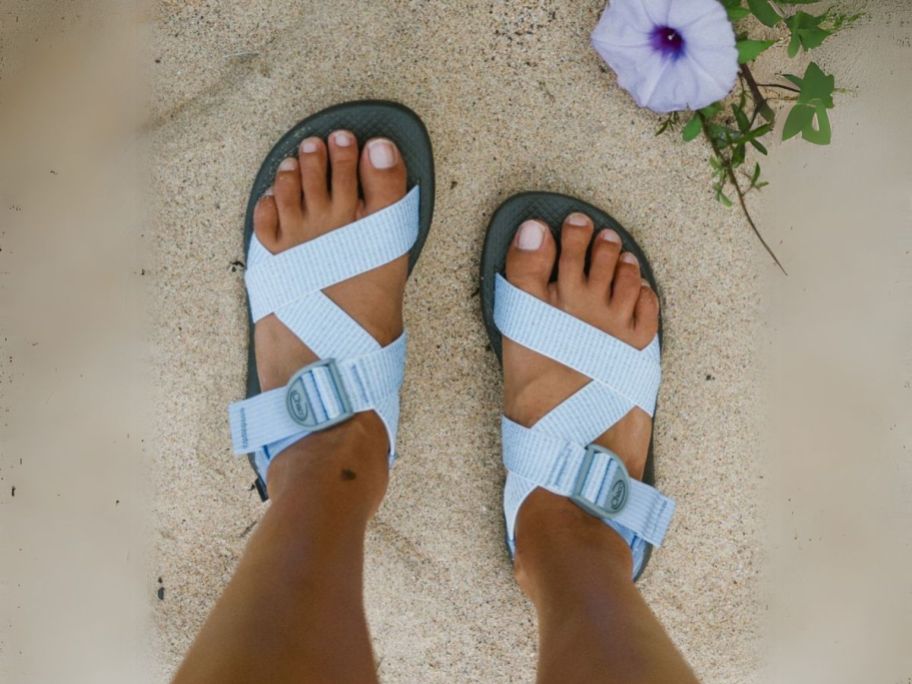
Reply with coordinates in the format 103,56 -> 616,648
504,220 -> 557,301
253,189 -> 280,251
360,138 -> 407,214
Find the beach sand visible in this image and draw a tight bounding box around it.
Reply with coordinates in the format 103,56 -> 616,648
6,2 -> 910,682
148,2 -> 765,681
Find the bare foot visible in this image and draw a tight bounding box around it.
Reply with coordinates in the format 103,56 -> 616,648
249,132 -> 408,499
503,213 -> 660,578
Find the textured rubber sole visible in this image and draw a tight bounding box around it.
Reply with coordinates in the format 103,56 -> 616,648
479,192 -> 661,580
242,100 -> 435,500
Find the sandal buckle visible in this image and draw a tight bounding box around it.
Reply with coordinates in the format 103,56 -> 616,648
285,359 -> 354,430
569,444 -> 630,519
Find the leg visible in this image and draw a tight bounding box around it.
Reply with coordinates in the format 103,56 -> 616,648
174,129 -> 410,683
502,214 -> 698,683
515,492 -> 698,683
172,415 -> 388,684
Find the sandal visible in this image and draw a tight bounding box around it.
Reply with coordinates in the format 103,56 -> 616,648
228,101 -> 435,500
480,192 -> 675,580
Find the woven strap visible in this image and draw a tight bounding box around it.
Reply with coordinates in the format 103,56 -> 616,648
494,274 -> 675,572
228,187 -> 420,480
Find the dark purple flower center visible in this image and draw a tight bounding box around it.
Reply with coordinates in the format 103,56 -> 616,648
651,25 -> 685,59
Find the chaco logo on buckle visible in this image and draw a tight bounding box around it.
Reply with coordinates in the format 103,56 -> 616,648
286,377 -> 310,425
284,359 -> 355,431
570,444 -> 631,519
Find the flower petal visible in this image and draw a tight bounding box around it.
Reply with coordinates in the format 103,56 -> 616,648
593,4 -> 649,44
591,0 -> 739,112
638,0 -> 674,27
667,0 -> 727,32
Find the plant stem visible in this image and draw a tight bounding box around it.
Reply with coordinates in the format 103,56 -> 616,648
698,113 -> 788,275
756,82 -> 800,93
740,63 -> 770,126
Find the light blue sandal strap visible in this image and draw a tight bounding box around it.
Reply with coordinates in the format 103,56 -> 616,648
229,334 -> 406,454
501,418 -> 675,546
494,275 -> 661,415
229,189 -> 420,482
494,273 -> 675,578
246,186 -> 419,322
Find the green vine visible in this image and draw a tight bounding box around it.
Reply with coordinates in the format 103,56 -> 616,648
657,1 -> 863,273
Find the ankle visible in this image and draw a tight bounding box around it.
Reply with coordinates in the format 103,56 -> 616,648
265,412 -> 390,517
513,489 -> 633,603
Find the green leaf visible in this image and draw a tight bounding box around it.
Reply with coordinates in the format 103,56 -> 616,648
787,31 -> 802,57
699,102 -> 723,118
750,138 -> 769,155
715,186 -> 734,207
732,104 -> 751,133
707,123 -> 738,145
783,104 -> 815,140
682,115 -> 702,142
737,39 -> 776,63
722,0 -> 750,21
750,163 -> 761,186
801,104 -> 832,144
797,62 -> 835,107
741,123 -> 773,142
747,0 -> 780,26
786,11 -> 833,54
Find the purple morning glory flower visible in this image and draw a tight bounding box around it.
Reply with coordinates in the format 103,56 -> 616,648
592,0 -> 739,113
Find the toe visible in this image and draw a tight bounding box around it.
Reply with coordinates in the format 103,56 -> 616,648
588,228 -> 622,295
610,251 -> 642,319
504,219 -> 557,300
253,189 -> 280,252
328,130 -> 359,215
557,212 -> 594,294
273,156 -> 304,227
297,137 -> 330,214
360,138 -> 407,214
634,280 -> 660,340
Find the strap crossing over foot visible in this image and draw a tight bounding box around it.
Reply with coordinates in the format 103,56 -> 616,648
495,274 -> 676,578
228,187 -> 420,483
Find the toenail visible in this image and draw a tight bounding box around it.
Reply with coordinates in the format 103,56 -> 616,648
367,139 -> 397,169
566,212 -> 590,227
333,131 -> 353,147
300,139 -> 319,154
620,252 -> 638,265
600,229 -> 621,244
263,186 -> 274,197
516,221 -> 545,251
641,278 -> 650,287
279,157 -> 298,171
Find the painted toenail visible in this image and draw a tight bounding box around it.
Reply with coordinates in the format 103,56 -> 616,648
333,131 -> 353,147
279,157 -> 298,171
620,252 -> 638,265
601,229 -> 621,244
566,212 -> 590,227
300,139 -> 319,154
517,221 -> 545,251
367,139 -> 396,169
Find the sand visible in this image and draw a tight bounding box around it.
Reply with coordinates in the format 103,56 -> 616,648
148,2 -> 764,682
4,1 -> 909,682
